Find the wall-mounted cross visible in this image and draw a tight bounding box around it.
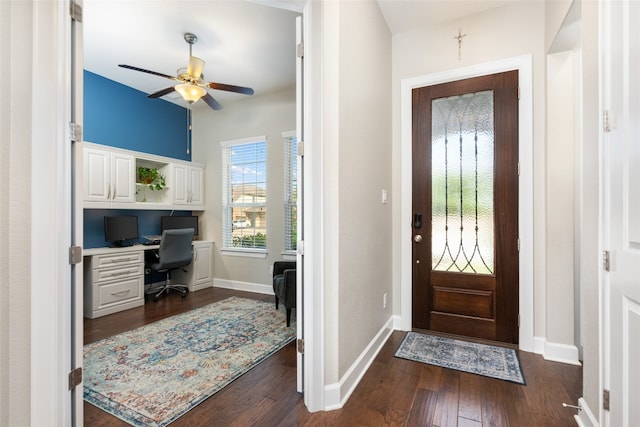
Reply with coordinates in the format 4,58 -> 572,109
454,29 -> 467,61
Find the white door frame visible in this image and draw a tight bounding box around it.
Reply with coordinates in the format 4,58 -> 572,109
27,0 -> 79,424
253,0 -> 325,412
398,56 -> 535,352
66,0 -> 326,416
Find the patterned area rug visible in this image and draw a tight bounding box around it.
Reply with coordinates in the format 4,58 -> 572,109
83,296 -> 296,427
395,331 -> 526,384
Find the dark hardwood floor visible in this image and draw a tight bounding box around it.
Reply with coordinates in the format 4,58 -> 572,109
84,288 -> 582,426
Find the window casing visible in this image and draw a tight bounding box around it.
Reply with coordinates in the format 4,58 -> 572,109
283,131 -> 297,253
221,136 -> 267,251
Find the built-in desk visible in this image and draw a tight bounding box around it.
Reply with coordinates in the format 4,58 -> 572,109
83,240 -> 214,319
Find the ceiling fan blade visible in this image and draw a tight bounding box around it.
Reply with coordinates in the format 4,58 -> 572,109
148,87 -> 176,98
207,82 -> 254,96
187,56 -> 205,79
202,93 -> 223,110
118,64 -> 176,80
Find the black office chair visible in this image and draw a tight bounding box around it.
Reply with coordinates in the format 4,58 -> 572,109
146,228 -> 194,302
273,261 -> 296,326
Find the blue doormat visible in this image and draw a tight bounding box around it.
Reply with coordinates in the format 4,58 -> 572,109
395,331 -> 526,385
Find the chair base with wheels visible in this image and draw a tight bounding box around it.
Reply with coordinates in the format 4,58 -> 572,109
145,270 -> 189,302
272,261 -> 296,326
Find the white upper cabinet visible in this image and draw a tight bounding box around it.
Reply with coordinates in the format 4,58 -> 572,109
172,163 -> 204,208
82,142 -> 204,210
84,146 -> 135,205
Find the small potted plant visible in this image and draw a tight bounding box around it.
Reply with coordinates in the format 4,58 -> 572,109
137,167 -> 166,191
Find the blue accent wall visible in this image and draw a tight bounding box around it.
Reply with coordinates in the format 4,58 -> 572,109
83,71 -> 193,248
84,209 -> 194,249
84,70 -> 190,160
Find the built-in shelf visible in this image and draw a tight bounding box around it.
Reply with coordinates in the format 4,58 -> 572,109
82,141 -> 205,211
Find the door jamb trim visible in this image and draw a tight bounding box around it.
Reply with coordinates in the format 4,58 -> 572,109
398,55 -> 534,352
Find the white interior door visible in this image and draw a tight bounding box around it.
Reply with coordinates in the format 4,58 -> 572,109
602,0 -> 640,425
71,0 -> 85,424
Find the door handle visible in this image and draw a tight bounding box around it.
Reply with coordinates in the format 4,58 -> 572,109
414,234 -> 423,243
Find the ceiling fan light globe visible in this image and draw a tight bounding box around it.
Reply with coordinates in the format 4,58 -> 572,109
175,83 -> 206,103
187,56 -> 205,79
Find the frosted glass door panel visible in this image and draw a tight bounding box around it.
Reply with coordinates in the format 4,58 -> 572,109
431,90 -> 495,274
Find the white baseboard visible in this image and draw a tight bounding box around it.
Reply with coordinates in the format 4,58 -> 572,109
392,314 -> 408,331
533,336 -> 581,365
213,278 -> 273,295
323,316 -> 395,410
574,397 -> 599,427
544,341 -> 582,366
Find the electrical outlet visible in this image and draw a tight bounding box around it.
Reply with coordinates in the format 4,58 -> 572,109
383,293 -> 388,309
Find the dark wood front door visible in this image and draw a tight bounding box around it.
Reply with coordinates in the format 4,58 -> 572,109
412,71 -> 519,344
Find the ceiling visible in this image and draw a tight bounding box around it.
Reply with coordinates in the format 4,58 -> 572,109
84,0 -> 515,110
83,0 -> 302,109
377,0 -> 515,34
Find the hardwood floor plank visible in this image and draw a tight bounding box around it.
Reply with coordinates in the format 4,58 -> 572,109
432,369 -> 460,427
418,363 -> 444,391
457,372 -> 483,422
406,388 -> 437,427
480,379 -> 509,427
458,416 -> 483,427
494,378 -> 529,427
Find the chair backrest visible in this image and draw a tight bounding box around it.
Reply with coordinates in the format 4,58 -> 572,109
157,228 -> 195,270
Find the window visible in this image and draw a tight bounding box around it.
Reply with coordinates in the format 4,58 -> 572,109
221,136 -> 267,251
283,131 -> 297,252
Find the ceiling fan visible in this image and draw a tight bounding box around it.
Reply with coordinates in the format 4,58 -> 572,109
118,32 -> 254,110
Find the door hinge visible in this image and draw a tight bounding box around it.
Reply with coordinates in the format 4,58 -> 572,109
69,1 -> 83,22
297,338 -> 305,354
604,110 -> 611,132
298,240 -> 304,256
296,42 -> 304,58
518,314 -> 520,328
68,367 -> 82,390
517,162 -> 520,176
603,389 -> 610,411
518,86 -> 521,100
69,245 -> 83,265
298,140 -> 304,157
603,250 -> 611,272
70,122 -> 82,142
517,238 -> 520,252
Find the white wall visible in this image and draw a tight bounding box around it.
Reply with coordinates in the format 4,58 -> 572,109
546,50 -> 577,351
191,87 -> 296,288
333,0 -> 393,379
577,0 -> 601,419
314,0 -> 393,398
0,3 -> 33,424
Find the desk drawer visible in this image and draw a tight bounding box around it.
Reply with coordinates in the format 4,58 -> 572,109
92,263 -> 144,283
93,251 -> 144,268
96,276 -> 143,308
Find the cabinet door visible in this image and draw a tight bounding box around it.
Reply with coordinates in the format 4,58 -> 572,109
189,166 -> 204,205
84,147 -> 110,202
193,243 -> 213,285
172,163 -> 189,205
111,152 -> 136,203
83,147 -> 135,204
